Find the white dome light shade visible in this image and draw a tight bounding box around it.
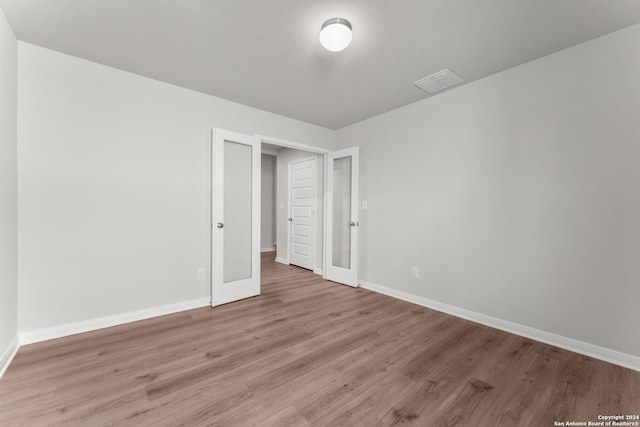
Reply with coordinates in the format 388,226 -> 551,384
319,18 -> 352,52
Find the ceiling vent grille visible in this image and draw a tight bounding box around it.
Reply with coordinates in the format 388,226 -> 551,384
414,69 -> 463,94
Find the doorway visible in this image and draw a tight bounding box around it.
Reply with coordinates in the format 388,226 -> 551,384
257,135 -> 360,287
261,139 -> 326,275
211,130 -> 360,309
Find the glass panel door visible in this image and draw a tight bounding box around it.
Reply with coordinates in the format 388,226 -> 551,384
325,147 -> 359,287
212,129 -> 260,306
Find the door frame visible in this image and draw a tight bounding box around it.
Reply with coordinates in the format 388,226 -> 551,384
287,156 -> 318,270
254,135 -> 359,288
256,135 -> 330,277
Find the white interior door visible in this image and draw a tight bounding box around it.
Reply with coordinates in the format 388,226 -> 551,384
288,157 -> 316,270
212,128 -> 260,306
325,147 -> 359,287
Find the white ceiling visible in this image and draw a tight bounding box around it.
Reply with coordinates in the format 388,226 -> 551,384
2,0 -> 640,129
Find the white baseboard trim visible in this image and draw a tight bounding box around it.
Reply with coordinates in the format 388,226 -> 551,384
0,335 -> 20,379
313,268 -> 324,276
359,280 -> 640,372
275,257 -> 289,265
261,247 -> 276,253
19,296 -> 211,346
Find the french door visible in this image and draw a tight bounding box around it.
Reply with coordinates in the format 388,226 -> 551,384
325,147 -> 359,287
212,128 -> 260,306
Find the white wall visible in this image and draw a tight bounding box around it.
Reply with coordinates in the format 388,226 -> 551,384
0,6 -> 18,367
260,154 -> 276,251
337,24 -> 640,358
13,16 -> 640,366
17,43 -> 334,333
276,149 -> 324,271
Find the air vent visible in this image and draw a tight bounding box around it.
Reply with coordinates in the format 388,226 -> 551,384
414,69 -> 463,94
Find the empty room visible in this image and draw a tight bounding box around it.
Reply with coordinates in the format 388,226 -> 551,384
0,1 -> 639,426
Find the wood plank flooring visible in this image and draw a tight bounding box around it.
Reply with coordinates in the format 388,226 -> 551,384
1,252 -> 638,426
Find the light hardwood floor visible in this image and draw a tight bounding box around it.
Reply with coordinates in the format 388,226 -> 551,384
1,253 -> 638,426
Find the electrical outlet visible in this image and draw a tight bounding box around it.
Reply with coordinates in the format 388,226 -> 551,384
197,268 -> 206,280
412,267 -> 420,278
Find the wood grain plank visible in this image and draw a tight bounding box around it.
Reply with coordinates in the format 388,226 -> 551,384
0,252 -> 637,426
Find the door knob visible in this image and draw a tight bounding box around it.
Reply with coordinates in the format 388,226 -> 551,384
350,221 -> 359,227
288,218 -> 293,222
217,222 -> 224,229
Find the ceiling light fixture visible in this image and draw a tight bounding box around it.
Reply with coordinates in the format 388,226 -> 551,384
319,18 -> 352,52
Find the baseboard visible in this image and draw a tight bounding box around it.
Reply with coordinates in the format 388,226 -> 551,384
275,257 -> 289,265
0,335 -> 20,379
313,268 -> 324,276
261,247 -> 276,253
19,296 -> 211,345
359,280 -> 640,372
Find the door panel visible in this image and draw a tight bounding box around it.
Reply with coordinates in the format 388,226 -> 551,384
294,188 -> 311,199
292,242 -> 311,256
331,156 -> 352,270
212,128 -> 260,306
289,158 -> 316,270
326,147 -> 359,286
223,141 -> 253,282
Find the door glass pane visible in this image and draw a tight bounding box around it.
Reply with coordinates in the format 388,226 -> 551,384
332,156 -> 351,269
224,140 -> 252,282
